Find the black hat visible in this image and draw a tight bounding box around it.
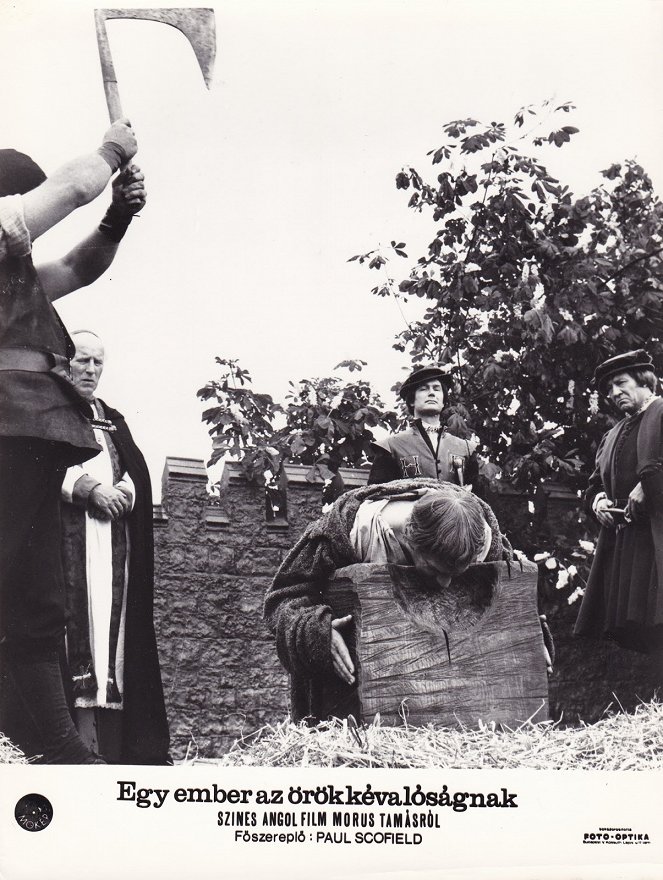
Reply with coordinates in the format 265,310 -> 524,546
399,365 -> 454,400
0,149 -> 46,198
593,349 -> 655,393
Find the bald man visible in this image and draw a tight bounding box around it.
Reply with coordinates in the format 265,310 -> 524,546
60,331 -> 169,764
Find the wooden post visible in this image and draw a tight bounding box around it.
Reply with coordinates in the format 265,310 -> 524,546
322,560 -> 549,728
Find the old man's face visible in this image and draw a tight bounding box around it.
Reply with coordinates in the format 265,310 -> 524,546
70,332 -> 105,402
606,371 -> 651,415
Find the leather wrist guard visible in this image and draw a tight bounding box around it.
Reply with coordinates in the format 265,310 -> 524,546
98,203 -> 133,242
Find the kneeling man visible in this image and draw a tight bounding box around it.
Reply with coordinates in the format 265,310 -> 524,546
264,479 -> 509,720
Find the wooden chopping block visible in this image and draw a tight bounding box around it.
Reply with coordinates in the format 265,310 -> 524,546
320,559 -> 549,728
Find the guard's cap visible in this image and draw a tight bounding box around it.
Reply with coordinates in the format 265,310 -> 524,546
593,349 -> 655,393
399,365 -> 454,400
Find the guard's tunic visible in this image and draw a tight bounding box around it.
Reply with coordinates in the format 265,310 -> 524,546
368,420 -> 477,485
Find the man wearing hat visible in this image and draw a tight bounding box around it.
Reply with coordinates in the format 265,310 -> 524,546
368,365 -> 478,486
0,121 -> 145,763
574,349 -> 663,654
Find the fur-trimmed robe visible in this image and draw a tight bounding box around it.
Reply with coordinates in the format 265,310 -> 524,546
574,396 -> 663,651
263,478 -> 511,721
61,400 -> 170,764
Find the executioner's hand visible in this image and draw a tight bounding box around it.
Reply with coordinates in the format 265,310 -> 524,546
98,162 -> 145,243
97,118 -> 138,173
111,164 -> 146,216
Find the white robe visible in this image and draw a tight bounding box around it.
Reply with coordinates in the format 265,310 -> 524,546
61,403 -> 135,708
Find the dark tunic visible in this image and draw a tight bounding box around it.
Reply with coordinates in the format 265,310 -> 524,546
60,401 -> 171,764
369,420 -> 478,486
0,252 -> 99,463
0,211 -> 104,763
574,399 -> 663,652
0,240 -> 99,648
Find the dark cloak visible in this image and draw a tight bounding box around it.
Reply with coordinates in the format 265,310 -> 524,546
574,397 -> 663,652
61,400 -> 170,763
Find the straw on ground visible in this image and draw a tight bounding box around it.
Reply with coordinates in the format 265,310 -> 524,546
0,733 -> 27,764
2,699 -> 661,768
204,699 -> 663,769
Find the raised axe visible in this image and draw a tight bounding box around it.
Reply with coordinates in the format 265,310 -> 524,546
94,7 -> 216,122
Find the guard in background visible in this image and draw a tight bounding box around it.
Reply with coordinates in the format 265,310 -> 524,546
369,365 -> 478,487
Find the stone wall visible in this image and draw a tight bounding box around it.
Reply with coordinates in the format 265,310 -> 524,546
153,459 -> 661,760
153,459 -> 368,759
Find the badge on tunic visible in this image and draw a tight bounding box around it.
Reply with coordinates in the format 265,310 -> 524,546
400,455 -> 422,478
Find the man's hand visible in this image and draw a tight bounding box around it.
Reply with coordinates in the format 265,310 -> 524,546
331,615 -> 355,685
627,482 -> 646,522
111,164 -> 146,216
99,118 -> 138,170
594,495 -> 614,528
24,118 -> 137,244
88,484 -> 132,521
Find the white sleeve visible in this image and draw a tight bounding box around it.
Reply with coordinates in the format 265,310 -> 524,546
61,465 -> 85,503
350,498 -> 409,565
350,500 -> 379,561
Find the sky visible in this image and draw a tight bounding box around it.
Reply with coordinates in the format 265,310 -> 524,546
1,0 -> 662,498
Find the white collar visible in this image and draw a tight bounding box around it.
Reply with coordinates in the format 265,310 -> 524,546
418,420 -> 443,435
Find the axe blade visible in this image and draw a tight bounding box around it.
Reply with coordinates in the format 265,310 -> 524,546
96,7 -> 216,90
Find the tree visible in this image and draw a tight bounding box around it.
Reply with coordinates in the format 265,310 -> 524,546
197,358 -> 398,508
199,101 -> 662,605
350,100 -> 663,493
349,99 -> 663,601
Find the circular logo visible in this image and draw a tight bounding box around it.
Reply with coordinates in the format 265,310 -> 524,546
14,794 -> 53,832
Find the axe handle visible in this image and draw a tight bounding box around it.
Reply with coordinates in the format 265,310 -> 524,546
102,80 -> 124,124
95,10 -> 124,122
